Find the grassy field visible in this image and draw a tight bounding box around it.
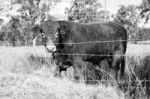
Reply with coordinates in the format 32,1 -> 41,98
125,44 -> 150,99
126,44 -> 150,56
0,46 -> 124,99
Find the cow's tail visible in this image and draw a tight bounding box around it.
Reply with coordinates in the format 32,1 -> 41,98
121,27 -> 128,79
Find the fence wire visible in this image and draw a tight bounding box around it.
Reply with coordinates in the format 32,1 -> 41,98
0,35 -> 150,46
1,36 -> 150,56
0,52 -> 150,56
0,38 -> 150,92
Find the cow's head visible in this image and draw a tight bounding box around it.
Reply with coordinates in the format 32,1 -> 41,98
33,21 -> 73,65
42,21 -> 73,66
32,21 -> 60,53
40,21 -> 72,52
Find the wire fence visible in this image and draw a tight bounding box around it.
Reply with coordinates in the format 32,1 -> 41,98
1,36 -> 150,55
68,79 -> 150,85
0,37 -> 145,46
0,36 -> 150,93
0,34 -> 150,46
48,53 -> 149,57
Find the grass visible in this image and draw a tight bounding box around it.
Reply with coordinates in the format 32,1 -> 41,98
125,44 -> 150,99
0,46 -> 124,99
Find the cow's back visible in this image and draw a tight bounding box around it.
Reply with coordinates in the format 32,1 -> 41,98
75,22 -> 127,42
68,22 -> 127,57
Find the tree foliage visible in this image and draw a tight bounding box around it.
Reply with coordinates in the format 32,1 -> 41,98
0,0 -> 61,46
115,2 -> 150,43
139,0 -> 150,23
13,0 -> 60,26
114,5 -> 139,27
66,0 -> 105,23
114,5 -> 140,43
0,16 -> 23,46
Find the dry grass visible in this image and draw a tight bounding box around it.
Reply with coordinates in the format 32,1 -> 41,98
0,46 -> 124,99
125,44 -> 150,99
126,44 -> 150,77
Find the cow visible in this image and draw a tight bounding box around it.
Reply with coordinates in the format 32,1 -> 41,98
35,20 -> 127,82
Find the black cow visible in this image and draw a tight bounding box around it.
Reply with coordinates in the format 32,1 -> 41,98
37,20 -> 127,81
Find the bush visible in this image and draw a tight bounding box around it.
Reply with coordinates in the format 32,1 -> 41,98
0,16 -> 40,46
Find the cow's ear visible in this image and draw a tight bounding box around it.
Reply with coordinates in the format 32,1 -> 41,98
38,28 -> 46,38
54,32 -> 59,38
41,32 -> 46,38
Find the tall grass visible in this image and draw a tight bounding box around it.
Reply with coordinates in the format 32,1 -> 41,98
125,44 -> 150,99
0,46 -> 124,99
0,46 -> 53,74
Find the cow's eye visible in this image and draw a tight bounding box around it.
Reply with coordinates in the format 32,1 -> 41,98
54,32 -> 59,38
41,33 -> 45,38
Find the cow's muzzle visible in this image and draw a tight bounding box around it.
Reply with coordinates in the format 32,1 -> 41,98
45,45 -> 56,53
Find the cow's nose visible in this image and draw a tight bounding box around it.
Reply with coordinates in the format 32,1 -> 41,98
46,45 -> 56,52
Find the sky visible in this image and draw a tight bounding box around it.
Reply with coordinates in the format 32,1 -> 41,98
104,0 -> 142,13
50,0 -> 142,20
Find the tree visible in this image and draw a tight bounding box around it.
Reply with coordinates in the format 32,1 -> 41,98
96,10 -> 111,22
139,0 -> 150,23
0,16 -> 22,46
13,0 -> 60,46
65,0 -> 102,23
114,5 -> 139,27
0,0 -> 61,46
114,5 -> 140,43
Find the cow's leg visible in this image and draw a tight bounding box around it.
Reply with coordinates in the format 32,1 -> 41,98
54,66 -> 62,77
58,67 -> 62,77
73,57 -> 87,83
73,63 -> 83,82
112,42 -> 126,81
54,66 -> 61,77
73,64 -> 80,81
80,62 -> 87,83
59,66 -> 68,77
147,91 -> 150,99
112,60 -> 120,80
73,63 -> 86,83
112,51 -> 124,80
73,58 -> 81,81
120,57 -> 125,77
107,54 -> 113,68
54,60 -> 67,78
